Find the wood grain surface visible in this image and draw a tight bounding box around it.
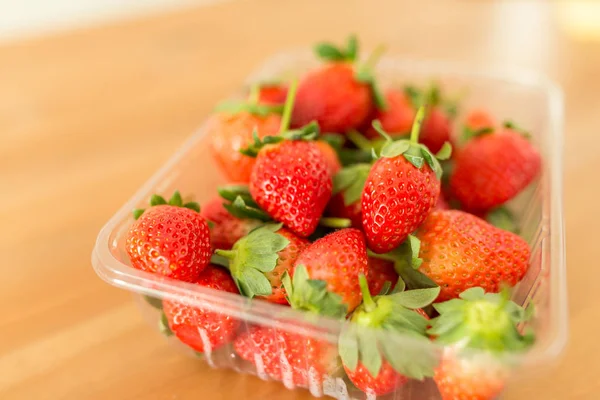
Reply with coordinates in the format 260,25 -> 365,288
1,0 -> 599,399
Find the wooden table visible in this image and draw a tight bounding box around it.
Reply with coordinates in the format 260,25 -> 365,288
1,0 -> 598,398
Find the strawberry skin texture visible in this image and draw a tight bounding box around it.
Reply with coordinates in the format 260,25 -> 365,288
126,205 -> 211,282
315,140 -> 342,176
250,140 -> 333,237
421,107 -> 453,154
435,353 -> 506,400
200,197 -> 259,250
326,192 -> 362,228
208,111 -> 281,183
344,360 -> 408,396
362,157 -> 440,253
417,210 -> 531,301
163,265 -> 240,352
364,89 -> 414,139
450,129 -> 541,211
293,228 -> 368,312
258,84 -> 288,105
234,326 -> 336,386
261,228 -> 310,304
366,257 -> 398,295
291,63 -> 372,133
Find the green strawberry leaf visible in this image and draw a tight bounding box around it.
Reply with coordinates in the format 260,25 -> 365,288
239,129 -> 285,157
435,142 -> 453,160
358,330 -> 382,377
314,43 -> 347,62
404,85 -> 422,107
150,194 -> 167,206
346,34 -> 359,62
338,326 -> 359,372
395,263 -> 438,290
391,287 -> 441,309
462,126 -> 494,144
223,196 -> 271,221
503,120 -> 531,139
218,184 -> 258,208
215,223 -> 289,298
377,281 -> 392,296
391,277 -> 406,294
380,335 -> 437,380
183,201 -> 200,212
321,133 -> 345,150
168,191 -> 183,207
333,163 -> 371,206
214,100 -> 284,117
459,287 -> 486,301
144,295 -> 163,310
282,265 -> 348,318
133,209 -> 145,220
135,191 -> 200,219
486,207 -> 520,234
420,147 -> 443,180
159,312 -> 173,337
381,140 -> 411,159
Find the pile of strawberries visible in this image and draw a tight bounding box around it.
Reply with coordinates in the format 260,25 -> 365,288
125,36 -> 541,400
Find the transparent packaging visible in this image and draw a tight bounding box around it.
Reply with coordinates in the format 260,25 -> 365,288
92,51 -> 567,399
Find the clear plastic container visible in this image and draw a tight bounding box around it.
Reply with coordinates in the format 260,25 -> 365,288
92,50 -> 567,399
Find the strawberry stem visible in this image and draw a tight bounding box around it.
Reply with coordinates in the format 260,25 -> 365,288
319,217 -> 352,228
346,129 -> 373,151
279,79 -> 298,134
410,106 -> 426,144
248,84 -> 260,104
358,274 -> 376,312
361,44 -> 386,72
215,249 -> 236,259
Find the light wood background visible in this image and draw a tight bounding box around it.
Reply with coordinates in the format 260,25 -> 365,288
1,0 -> 599,399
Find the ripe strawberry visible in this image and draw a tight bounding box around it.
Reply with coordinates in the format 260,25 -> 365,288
366,257 -> 398,296
362,107 -> 451,253
339,275 -> 440,395
428,287 -> 535,400
292,35 -> 387,133
208,100 -> 282,183
465,108 -> 496,131
216,223 -> 309,304
126,192 -> 210,282
246,81 -> 333,237
411,210 -> 531,301
292,228 -> 368,312
364,89 -> 414,139
162,265 -> 240,352
315,140 -> 342,176
450,125 -> 541,211
327,163 -> 370,228
421,106 -> 453,154
200,196 -> 260,250
257,82 -> 288,105
234,325 -> 337,387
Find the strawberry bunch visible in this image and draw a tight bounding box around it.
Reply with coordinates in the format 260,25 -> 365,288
122,35 -> 543,400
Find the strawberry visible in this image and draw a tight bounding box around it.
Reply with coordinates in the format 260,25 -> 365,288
396,210 -> 531,301
246,81 -> 333,237
292,228 -> 368,312
362,107 -> 451,253
339,275 -> 440,395
428,287 -> 535,400
435,194 -> 450,210
450,124 -> 541,211
465,108 -> 496,131
256,82 -> 288,105
366,257 -> 398,296
126,192 -> 210,282
364,89 -> 414,139
421,106 -> 453,154
208,93 -> 283,183
315,140 -> 342,176
327,163 -> 370,228
292,35 -> 387,133
200,196 -> 260,250
162,264 -> 240,352
215,223 -> 308,304
233,325 -> 337,388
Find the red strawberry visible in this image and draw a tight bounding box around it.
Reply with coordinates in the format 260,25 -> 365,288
216,223 -> 309,305
315,140 -> 342,176
327,163 -> 370,228
292,35 -> 387,133
435,194 -> 450,210
465,108 -> 496,131
366,257 -> 398,296
208,106 -> 282,183
364,89 -> 414,139
339,275 -> 440,395
421,106 -> 453,154
293,228 -> 368,312
428,287 -> 535,400
362,107 -> 450,253
234,326 -> 337,388
126,192 -> 210,282
257,83 -> 288,105
411,210 -> 531,301
200,196 -> 260,250
162,265 -> 240,352
450,125 -> 541,211
246,81 -> 333,237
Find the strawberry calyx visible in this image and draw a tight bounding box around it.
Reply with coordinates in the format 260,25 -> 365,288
355,44 -> 388,110
404,83 -> 458,119
503,120 -> 532,139
281,264 -> 348,318
215,223 -> 290,298
461,125 -> 495,144
428,287 -> 535,354
372,106 -> 452,180
485,206 -> 520,234
338,275 -> 440,379
314,34 -> 359,63
133,191 -> 200,220
215,82 -> 284,117
333,163 -> 371,206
